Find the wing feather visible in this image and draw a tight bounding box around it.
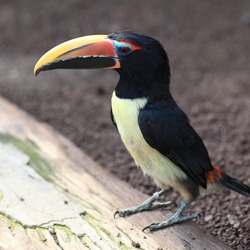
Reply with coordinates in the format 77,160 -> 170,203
138,103 -> 212,188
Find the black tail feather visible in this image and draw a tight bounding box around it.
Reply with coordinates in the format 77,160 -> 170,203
220,173 -> 250,197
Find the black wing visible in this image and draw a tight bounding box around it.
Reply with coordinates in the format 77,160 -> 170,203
138,102 -> 212,188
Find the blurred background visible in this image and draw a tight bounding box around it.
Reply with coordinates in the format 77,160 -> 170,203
0,0 -> 249,248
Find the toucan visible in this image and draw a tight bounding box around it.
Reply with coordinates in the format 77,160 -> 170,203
34,31 -> 250,231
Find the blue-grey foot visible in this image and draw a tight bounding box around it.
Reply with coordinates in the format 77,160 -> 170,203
143,201 -> 200,231
114,188 -> 174,218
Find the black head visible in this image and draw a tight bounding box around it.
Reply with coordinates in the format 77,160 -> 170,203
108,31 -> 171,100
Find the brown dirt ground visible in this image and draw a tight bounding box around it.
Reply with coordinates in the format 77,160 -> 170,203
0,0 -> 249,249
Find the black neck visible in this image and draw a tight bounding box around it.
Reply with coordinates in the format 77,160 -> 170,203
115,67 -> 171,101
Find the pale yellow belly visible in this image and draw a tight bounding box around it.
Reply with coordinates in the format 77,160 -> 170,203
111,91 -> 187,187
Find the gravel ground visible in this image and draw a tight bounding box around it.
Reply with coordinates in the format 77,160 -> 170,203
0,1 -> 249,248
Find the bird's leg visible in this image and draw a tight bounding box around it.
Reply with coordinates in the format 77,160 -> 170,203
114,187 -> 174,217
143,200 -> 200,231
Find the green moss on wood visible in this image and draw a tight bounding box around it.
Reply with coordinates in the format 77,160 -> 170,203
81,212 -> 99,225
0,133 -> 53,181
0,211 -> 139,249
81,234 -> 92,248
54,224 -> 73,241
81,213 -> 133,249
36,227 -> 48,243
99,226 -> 115,242
0,213 -> 21,231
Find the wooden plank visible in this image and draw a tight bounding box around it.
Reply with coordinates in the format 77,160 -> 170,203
0,96 -> 230,250
0,215 -> 60,250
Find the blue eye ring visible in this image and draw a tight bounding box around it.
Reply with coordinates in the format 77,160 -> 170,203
114,41 -> 133,56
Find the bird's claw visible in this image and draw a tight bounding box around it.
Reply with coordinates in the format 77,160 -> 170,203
142,222 -> 164,232
142,224 -> 155,232
114,210 -> 128,218
114,211 -> 119,218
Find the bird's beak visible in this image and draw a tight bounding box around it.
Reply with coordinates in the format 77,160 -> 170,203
34,34 -> 120,76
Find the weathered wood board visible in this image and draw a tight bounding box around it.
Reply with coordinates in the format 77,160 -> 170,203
0,96 -> 230,250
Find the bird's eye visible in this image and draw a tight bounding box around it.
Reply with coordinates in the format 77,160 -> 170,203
114,41 -> 132,56
119,46 -> 130,54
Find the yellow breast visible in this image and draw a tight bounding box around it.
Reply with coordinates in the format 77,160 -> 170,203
111,91 -> 187,187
